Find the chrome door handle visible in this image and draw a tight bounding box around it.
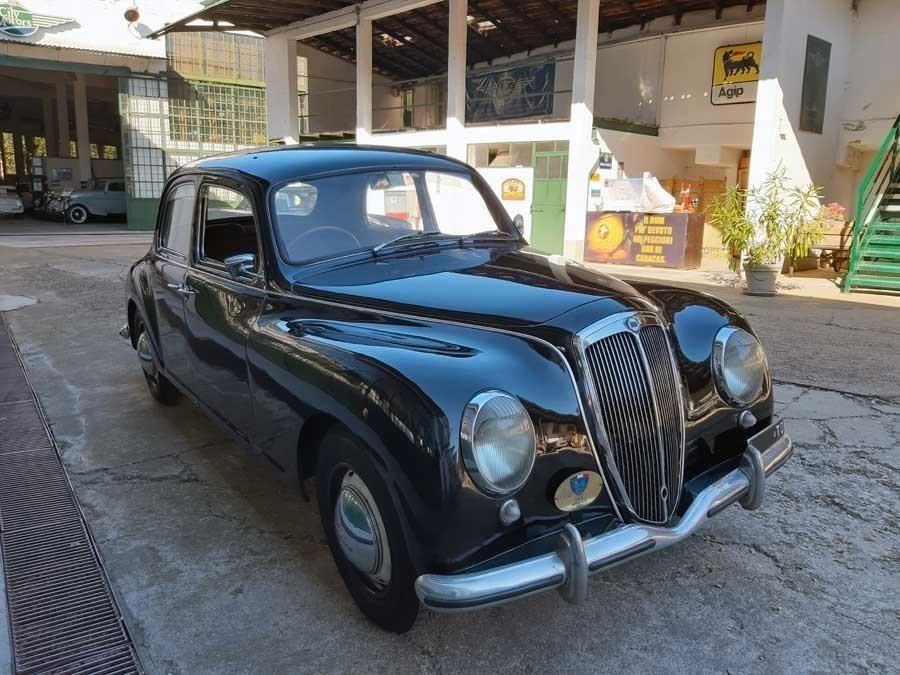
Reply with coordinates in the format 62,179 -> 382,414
167,283 -> 196,296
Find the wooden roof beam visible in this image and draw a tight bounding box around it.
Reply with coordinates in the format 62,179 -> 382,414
375,24 -> 446,70
468,0 -> 532,55
385,13 -> 496,69
537,0 -> 577,34
665,0 -> 684,25
495,0 -> 561,46
621,0 -> 649,30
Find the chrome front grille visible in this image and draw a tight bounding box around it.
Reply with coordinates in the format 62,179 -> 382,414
577,314 -> 685,523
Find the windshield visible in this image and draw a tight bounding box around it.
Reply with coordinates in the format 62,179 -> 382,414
271,169 -> 510,265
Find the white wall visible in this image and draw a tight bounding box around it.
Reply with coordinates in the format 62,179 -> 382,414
659,23 -> 765,135
839,0 -> 900,152
748,0 -> 852,203
595,38 -> 662,126
297,43 -> 401,134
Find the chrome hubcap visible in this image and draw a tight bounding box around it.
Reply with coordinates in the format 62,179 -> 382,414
136,331 -> 157,378
334,471 -> 391,587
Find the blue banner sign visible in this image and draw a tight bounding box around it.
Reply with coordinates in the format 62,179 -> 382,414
466,63 -> 555,122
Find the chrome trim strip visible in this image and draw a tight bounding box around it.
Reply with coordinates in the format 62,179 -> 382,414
264,289 -> 626,522
415,424 -> 793,612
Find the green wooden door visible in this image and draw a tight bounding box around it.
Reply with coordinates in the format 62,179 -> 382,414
530,150 -> 568,254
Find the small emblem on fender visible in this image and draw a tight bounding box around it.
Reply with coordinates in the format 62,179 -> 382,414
554,471 -> 603,512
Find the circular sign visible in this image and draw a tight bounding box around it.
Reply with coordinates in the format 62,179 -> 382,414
587,213 -> 625,255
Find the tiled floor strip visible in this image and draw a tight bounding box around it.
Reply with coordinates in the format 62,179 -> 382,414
0,316 -> 142,675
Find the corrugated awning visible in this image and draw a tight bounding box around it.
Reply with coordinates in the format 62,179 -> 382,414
150,0 -> 765,80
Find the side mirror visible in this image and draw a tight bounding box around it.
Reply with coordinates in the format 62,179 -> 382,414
513,214 -> 525,234
224,253 -> 256,280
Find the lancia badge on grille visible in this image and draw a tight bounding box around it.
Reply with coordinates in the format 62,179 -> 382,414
626,316 -> 641,331
554,471 -> 603,512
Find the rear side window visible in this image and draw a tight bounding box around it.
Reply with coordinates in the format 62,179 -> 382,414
158,182 -> 196,257
108,181 -> 125,192
199,185 -> 259,269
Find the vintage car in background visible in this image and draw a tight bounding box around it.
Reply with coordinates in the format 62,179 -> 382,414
52,177 -> 127,223
123,146 -> 792,633
0,186 -> 24,218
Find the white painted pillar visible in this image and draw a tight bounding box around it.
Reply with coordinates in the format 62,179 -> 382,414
73,74 -> 92,184
445,0 -> 468,160
356,18 -> 374,144
563,0 -> 600,260
42,97 -> 56,159
264,36 -> 299,144
55,81 -> 70,158
747,0 -> 787,192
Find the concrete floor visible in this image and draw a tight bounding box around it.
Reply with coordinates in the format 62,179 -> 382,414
0,240 -> 898,674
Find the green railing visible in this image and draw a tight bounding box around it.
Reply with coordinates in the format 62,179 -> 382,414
844,113 -> 900,290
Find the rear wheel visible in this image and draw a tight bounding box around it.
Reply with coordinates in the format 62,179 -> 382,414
316,427 -> 419,633
134,317 -> 180,405
66,204 -> 89,224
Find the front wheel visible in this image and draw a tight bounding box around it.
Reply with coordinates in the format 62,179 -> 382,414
134,317 -> 180,405
66,204 -> 89,224
316,427 -> 420,633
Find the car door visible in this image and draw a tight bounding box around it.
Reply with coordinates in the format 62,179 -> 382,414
182,178 -> 265,439
106,180 -> 127,215
148,179 -> 198,388
89,180 -> 109,215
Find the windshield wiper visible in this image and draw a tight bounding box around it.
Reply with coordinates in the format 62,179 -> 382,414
372,229 -> 515,256
372,231 -> 451,255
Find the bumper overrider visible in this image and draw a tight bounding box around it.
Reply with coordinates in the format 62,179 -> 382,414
416,420 -> 792,611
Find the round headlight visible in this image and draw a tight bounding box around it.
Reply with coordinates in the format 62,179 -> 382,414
460,391 -> 536,496
712,327 -> 768,406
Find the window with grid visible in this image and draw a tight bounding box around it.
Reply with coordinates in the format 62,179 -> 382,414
168,80 -> 267,147
167,33 -> 265,83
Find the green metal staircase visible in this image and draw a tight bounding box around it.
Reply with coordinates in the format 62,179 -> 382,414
844,113 -> 900,293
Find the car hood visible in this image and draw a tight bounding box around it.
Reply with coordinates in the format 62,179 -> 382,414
295,245 -> 649,328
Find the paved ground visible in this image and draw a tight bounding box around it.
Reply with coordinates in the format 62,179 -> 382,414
0,240 -> 898,674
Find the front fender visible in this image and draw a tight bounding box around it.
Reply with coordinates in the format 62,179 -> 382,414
249,297 -> 617,573
630,283 -> 768,413
126,258 -> 158,348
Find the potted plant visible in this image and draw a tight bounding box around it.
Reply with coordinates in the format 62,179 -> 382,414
707,168 -> 825,296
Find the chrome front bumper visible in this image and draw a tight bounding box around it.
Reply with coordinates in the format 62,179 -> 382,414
416,421 -> 792,611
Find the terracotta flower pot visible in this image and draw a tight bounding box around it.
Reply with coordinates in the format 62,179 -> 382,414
743,262 -> 781,296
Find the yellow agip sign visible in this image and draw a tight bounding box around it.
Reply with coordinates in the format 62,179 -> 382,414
711,42 -> 762,105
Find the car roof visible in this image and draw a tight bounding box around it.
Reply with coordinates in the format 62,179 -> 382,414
175,145 -> 471,185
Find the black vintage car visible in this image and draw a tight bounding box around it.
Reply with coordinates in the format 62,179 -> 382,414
123,146 -> 792,633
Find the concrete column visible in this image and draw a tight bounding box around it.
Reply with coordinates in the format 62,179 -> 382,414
747,0 -> 850,199
445,0 -> 468,160
12,133 -> 25,177
42,97 -> 56,159
356,18 -> 373,144
747,0 -> 788,192
55,81 -> 70,158
264,36 -> 300,144
73,74 -> 91,183
563,0 -> 600,260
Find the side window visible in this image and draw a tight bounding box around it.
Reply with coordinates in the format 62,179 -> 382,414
108,181 -> 125,192
158,182 -> 196,258
199,184 -> 259,269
